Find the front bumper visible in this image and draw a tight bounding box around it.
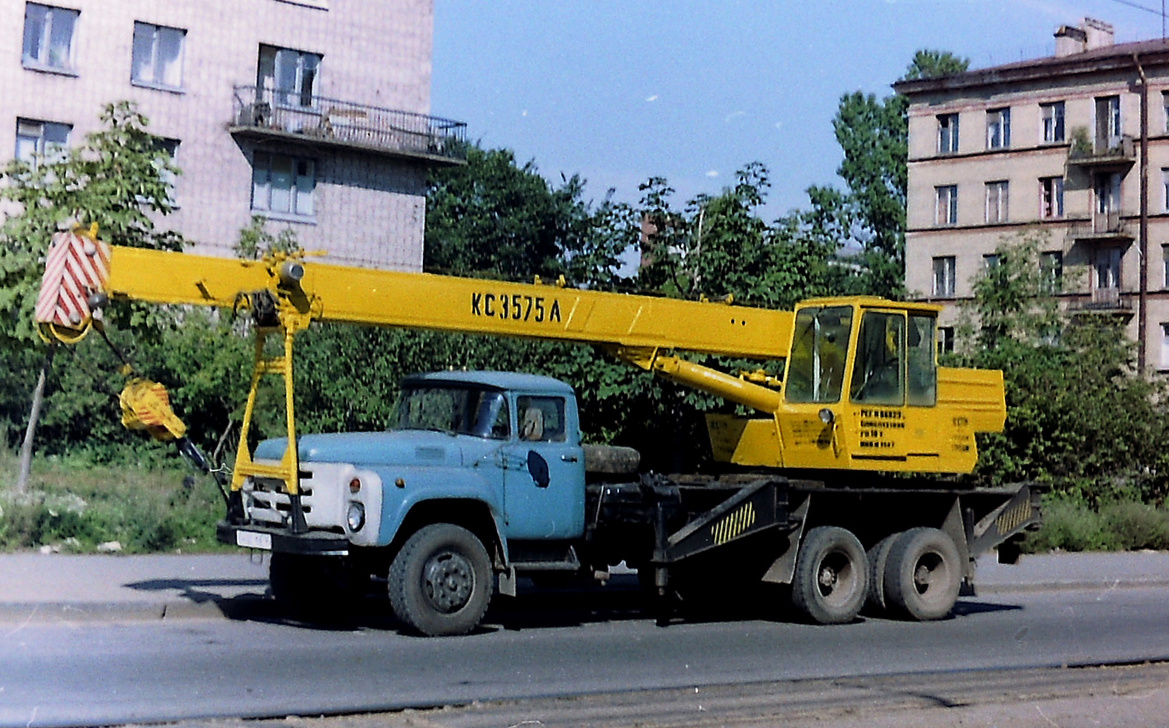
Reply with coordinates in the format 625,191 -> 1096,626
216,521 -> 350,556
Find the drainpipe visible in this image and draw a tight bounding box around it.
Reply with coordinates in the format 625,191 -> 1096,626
1134,53 -> 1150,372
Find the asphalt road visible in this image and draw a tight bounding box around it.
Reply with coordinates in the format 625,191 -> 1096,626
3,582 -> 1169,727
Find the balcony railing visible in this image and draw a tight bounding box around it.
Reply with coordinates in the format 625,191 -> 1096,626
1071,211 -> 1132,241
1066,288 -> 1133,314
231,85 -> 467,164
1067,134 -> 1136,167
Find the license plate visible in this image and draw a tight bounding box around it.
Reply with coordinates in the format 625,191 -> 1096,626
236,530 -> 273,550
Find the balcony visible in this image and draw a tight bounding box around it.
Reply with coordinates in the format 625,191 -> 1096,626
1071,211 -> 1133,243
1066,288 -> 1133,316
1067,134 -> 1135,170
230,85 -> 467,166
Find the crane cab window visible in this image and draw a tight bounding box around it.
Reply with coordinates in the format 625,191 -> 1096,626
850,312 -> 905,405
907,314 -> 937,406
850,312 -> 939,407
785,306 -> 853,404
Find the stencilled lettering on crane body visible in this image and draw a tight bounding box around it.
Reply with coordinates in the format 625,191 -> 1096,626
471,292 -> 562,323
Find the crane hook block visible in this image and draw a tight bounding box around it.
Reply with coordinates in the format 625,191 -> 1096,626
34,225 -> 112,344
119,378 -> 188,442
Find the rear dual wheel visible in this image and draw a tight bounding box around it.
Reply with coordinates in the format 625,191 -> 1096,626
882,527 -> 962,621
791,526 -> 867,625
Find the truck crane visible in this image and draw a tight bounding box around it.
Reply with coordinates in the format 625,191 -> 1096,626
37,226 -> 1039,635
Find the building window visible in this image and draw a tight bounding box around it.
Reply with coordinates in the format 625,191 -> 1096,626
1161,324 -> 1169,371
252,152 -> 315,218
1040,251 -> 1063,294
983,253 -> 1001,271
932,256 -> 955,297
937,326 -> 955,356
985,181 -> 1009,223
1163,91 -> 1169,134
986,108 -> 1011,149
935,185 -> 958,226
1040,177 -> 1064,219
1096,95 -> 1122,148
1163,168 -> 1169,212
153,137 -> 180,206
15,118 -> 71,168
22,3 -> 78,72
937,113 -> 959,155
131,22 -> 185,90
258,45 -> 321,108
1041,101 -> 1065,143
1094,247 -> 1121,298
1162,244 -> 1169,289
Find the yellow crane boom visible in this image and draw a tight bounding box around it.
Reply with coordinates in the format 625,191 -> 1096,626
36,228 -> 1005,499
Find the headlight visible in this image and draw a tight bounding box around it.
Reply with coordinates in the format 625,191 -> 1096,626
347,502 -> 366,532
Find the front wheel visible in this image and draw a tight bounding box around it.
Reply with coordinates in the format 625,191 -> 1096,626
883,527 -> 962,621
791,526 -> 867,625
388,524 -> 493,636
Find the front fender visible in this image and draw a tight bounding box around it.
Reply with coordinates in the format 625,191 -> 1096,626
371,465 -> 508,558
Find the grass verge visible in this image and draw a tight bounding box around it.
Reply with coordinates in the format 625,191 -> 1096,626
0,445 -> 230,554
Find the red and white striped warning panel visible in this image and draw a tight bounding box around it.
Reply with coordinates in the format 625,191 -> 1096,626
35,229 -> 112,329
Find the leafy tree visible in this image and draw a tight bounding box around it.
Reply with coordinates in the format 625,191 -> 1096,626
957,233 -> 1169,504
807,49 -> 969,298
426,145 -> 582,282
0,101 -> 182,490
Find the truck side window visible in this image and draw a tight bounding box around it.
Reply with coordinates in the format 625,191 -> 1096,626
785,306 -> 853,404
516,396 -> 566,442
907,314 -> 937,407
850,312 -> 905,406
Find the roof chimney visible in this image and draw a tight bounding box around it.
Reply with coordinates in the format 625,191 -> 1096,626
1082,18 -> 1115,50
1055,18 -> 1114,57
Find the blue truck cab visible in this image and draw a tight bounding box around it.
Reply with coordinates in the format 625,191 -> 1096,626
226,371 -> 590,635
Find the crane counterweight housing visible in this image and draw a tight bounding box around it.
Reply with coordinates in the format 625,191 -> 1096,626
38,227 -> 1038,635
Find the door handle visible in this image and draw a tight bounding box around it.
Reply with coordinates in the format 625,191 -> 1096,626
561,455 -> 579,463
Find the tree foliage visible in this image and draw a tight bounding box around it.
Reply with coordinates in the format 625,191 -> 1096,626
807,49 -> 969,298
0,101 -> 182,344
957,234 -> 1169,504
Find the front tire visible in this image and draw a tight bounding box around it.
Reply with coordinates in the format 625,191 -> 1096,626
791,526 -> 867,625
388,524 -> 493,636
883,527 -> 962,621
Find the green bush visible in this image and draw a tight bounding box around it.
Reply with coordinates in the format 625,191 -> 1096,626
1024,492 -> 1169,553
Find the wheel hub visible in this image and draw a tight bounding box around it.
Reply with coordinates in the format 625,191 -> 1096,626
422,551 -> 475,613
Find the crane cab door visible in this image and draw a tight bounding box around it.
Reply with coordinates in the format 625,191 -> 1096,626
844,309 -> 944,469
500,394 -> 586,540
779,304 -> 945,471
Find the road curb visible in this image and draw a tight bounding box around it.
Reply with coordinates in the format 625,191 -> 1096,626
977,578 -> 1169,594
0,600 -> 226,625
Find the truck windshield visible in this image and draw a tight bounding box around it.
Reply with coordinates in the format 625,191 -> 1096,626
785,306 -> 853,404
392,386 -> 510,439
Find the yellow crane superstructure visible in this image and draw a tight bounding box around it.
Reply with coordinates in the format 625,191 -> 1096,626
37,228 -> 1005,500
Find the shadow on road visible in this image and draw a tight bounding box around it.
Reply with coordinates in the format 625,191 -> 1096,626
122,571 -> 1023,635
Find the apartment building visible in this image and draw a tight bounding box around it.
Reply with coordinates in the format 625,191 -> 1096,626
2,0 -> 465,270
895,19 -> 1169,369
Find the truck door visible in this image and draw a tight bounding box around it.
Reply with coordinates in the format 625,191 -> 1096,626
500,394 -> 585,539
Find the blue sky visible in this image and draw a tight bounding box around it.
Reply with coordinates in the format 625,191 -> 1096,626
432,1 -> 1164,220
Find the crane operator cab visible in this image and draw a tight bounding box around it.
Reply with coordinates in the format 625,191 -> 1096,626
708,298 -> 1005,476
